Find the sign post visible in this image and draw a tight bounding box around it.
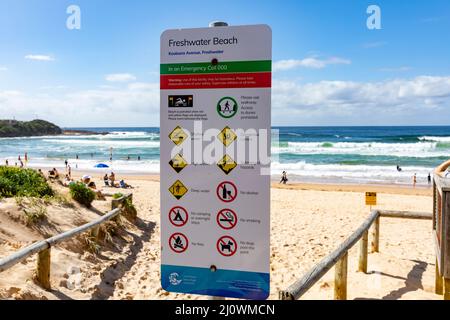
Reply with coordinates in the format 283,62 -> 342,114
365,191 -> 377,211
160,23 -> 271,299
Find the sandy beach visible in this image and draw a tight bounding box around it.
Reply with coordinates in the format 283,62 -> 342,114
0,173 -> 438,300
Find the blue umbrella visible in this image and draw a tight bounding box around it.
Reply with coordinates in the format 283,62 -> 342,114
94,163 -> 109,168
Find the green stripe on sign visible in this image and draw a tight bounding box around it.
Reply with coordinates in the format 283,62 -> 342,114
160,60 -> 271,75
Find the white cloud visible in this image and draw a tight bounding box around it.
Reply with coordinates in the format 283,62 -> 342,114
105,73 -> 137,82
0,82 -> 159,127
24,54 -> 54,61
273,57 -> 351,71
0,66 -> 7,71
272,76 -> 450,114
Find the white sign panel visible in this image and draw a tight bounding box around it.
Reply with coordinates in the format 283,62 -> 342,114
160,24 -> 271,299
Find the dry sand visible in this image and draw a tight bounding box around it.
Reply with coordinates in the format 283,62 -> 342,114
0,174 -> 439,300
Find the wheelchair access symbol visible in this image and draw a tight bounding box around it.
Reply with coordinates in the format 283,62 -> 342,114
216,181 -> 237,203
169,233 -> 188,253
217,235 -> 237,257
217,209 -> 237,230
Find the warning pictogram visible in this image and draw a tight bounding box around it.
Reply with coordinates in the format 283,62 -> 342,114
169,233 -> 189,253
169,153 -> 188,173
216,181 -> 237,202
217,209 -> 237,230
217,154 -> 237,175
169,180 -> 188,200
218,126 -> 237,147
217,235 -> 237,257
169,126 -> 188,145
169,206 -> 188,227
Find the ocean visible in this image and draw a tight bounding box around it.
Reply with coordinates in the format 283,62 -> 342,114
1,126 -> 449,186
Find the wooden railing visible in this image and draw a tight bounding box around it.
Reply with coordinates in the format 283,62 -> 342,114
279,209 -> 432,300
0,193 -> 133,290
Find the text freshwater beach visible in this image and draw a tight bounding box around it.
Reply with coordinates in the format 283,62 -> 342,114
0,126 -> 449,186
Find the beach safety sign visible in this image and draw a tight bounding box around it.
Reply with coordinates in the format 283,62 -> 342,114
160,24 -> 271,299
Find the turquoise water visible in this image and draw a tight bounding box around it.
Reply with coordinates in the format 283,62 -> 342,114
1,126 -> 449,185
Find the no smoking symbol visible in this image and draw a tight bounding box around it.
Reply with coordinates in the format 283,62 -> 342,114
217,209 -> 237,230
169,206 -> 188,227
169,233 -> 188,253
217,235 -> 237,257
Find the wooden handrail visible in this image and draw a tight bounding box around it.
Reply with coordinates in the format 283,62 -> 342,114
279,210 -> 379,300
0,193 -> 132,289
279,209 -> 432,300
0,208 -> 120,273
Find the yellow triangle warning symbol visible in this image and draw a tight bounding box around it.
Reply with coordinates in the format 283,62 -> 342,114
218,126 -> 237,147
169,180 -> 188,200
217,154 -> 237,175
169,126 -> 188,146
169,153 -> 188,173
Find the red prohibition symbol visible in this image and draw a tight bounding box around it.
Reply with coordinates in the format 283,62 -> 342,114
169,232 -> 188,253
169,206 -> 188,227
216,181 -> 237,203
217,235 -> 237,257
216,209 -> 237,230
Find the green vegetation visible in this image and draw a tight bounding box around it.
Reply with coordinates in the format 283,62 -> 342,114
15,197 -> 48,225
0,166 -> 54,198
0,119 -> 62,138
69,182 -> 96,207
113,193 -> 137,220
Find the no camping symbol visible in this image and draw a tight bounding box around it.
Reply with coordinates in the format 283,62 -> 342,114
217,235 -> 237,257
217,209 -> 237,230
216,181 -> 237,203
169,233 -> 188,253
169,206 -> 188,227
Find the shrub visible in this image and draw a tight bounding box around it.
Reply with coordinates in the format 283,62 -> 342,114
69,182 -> 96,207
0,166 -> 53,198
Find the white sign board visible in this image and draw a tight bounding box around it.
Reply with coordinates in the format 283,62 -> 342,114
160,24 -> 271,299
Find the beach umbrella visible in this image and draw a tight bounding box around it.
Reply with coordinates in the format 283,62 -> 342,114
94,163 -> 109,168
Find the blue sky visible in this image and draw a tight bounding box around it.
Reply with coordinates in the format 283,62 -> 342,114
0,0 -> 449,127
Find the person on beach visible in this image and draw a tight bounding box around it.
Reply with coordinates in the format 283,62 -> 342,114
24,152 -> 28,166
138,156 -> 141,161
65,159 -> 68,168
48,168 -> 59,179
109,172 -> 116,187
396,165 -> 402,172
19,160 -> 24,168
428,173 -> 431,185
280,171 -> 288,184
127,155 -> 130,160
104,174 -> 109,186
5,159 -> 8,166
68,165 -> 71,178
76,154 -> 79,160
18,155 -> 21,162
413,173 -> 417,188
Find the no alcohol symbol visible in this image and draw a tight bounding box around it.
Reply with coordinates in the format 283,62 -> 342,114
217,97 -> 238,118
216,181 -> 237,203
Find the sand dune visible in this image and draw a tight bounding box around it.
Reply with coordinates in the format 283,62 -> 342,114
0,176 -> 439,300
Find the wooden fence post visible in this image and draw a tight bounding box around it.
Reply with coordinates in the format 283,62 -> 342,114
371,216 -> 380,253
359,231 -> 368,273
36,247 -> 51,290
436,258 -> 443,295
444,278 -> 450,300
334,252 -> 348,300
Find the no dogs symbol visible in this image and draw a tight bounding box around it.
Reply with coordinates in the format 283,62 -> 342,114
217,235 -> 237,257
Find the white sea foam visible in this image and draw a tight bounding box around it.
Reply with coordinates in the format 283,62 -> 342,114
418,136 -> 450,142
41,139 -> 160,148
272,141 -> 449,157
